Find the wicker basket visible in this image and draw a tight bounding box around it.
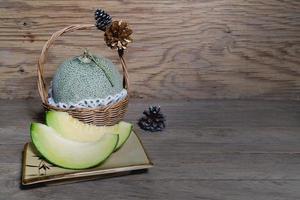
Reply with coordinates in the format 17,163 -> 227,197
37,24 -> 129,126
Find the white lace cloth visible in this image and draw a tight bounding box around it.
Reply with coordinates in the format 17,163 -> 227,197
47,83 -> 127,109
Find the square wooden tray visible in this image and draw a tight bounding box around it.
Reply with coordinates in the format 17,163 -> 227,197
21,130 -> 153,186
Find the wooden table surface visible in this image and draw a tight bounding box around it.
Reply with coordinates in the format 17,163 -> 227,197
0,99 -> 300,199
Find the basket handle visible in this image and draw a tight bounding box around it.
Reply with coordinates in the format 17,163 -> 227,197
37,24 -> 129,104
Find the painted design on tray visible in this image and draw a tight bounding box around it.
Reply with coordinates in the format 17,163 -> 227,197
26,155 -> 53,176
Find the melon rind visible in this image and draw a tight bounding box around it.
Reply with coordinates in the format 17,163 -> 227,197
52,55 -> 123,104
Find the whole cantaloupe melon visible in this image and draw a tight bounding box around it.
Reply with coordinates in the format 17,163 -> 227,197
52,52 -> 123,104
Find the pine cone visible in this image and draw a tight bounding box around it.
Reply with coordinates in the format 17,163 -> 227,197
104,20 -> 133,50
138,106 -> 166,132
95,9 -> 112,31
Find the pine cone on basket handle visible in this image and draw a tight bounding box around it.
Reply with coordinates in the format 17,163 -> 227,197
95,9 -> 133,54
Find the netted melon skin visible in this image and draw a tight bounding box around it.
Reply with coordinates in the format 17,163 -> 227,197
52,55 -> 123,104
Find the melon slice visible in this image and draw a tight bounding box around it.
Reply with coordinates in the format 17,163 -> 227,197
46,111 -> 132,150
111,121 -> 133,150
30,123 -> 118,169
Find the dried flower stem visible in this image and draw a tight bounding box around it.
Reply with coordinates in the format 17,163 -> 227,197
83,50 -> 114,87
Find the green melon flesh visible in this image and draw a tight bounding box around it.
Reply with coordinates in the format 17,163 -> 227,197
30,123 -> 118,169
45,111 -> 107,142
46,111 -> 132,150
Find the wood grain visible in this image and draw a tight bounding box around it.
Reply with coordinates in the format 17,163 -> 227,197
1,99 -> 300,199
0,0 -> 299,100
